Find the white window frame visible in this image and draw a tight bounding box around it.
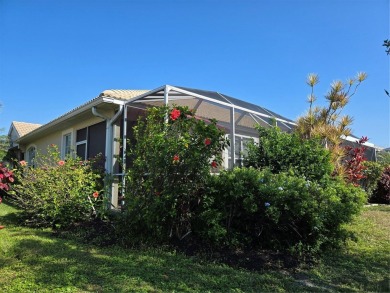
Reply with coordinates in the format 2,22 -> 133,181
61,129 -> 73,159
224,134 -> 259,169
76,127 -> 88,160
26,145 -> 37,167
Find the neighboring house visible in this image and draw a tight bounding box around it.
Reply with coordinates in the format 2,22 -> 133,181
6,85 -> 301,208
8,121 -> 42,164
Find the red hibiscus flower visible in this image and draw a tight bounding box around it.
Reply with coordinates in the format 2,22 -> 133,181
93,191 -> 99,198
173,155 -> 180,163
211,161 -> 218,168
170,108 -> 181,121
58,160 -> 65,166
204,138 -> 211,146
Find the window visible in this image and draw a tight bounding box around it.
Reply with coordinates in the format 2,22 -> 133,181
75,121 -> 106,161
26,146 -> 36,167
62,133 -> 72,158
76,127 -> 88,160
224,134 -> 257,168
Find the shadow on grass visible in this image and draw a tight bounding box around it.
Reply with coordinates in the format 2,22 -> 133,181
296,250 -> 390,292
3,236 -> 297,292
1,202 -> 389,292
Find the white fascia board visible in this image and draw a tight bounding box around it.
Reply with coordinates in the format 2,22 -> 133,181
124,85 -> 167,104
341,135 -> 375,147
102,97 -> 127,105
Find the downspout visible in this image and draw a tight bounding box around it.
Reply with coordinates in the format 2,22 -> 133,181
230,107 -> 235,169
121,104 -> 128,207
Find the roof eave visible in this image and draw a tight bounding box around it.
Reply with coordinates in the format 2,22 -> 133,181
16,96 -> 110,144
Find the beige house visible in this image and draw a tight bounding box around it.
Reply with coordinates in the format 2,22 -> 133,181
8,121 -> 42,162
10,85 -> 297,208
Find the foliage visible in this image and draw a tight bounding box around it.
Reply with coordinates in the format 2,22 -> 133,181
0,135 -> 9,161
343,136 -> 368,186
123,105 -> 229,243
370,166 -> 390,204
377,149 -> 390,165
196,167 -> 366,254
11,145 -> 104,229
384,39 -> 390,55
295,72 -> 366,175
244,126 -> 333,182
0,162 -> 14,204
1,202 -> 389,292
362,161 -> 385,200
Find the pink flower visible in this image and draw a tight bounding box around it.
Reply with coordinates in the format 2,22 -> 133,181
211,161 -> 218,168
93,191 -> 99,198
20,160 -> 27,167
170,108 -> 181,121
204,138 -> 211,146
58,160 -> 65,166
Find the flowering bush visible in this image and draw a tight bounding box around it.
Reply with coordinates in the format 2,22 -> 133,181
11,145 -> 104,229
122,105 -> 228,243
0,163 -> 14,204
196,167 -> 366,253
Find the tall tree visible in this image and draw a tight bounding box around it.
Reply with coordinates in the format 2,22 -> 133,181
295,72 -> 367,175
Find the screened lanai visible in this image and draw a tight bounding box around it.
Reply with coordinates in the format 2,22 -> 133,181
122,85 -> 296,169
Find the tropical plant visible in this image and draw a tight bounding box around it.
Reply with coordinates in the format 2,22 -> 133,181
384,39 -> 390,55
343,136 -> 368,186
295,72 -> 367,176
0,163 -> 14,204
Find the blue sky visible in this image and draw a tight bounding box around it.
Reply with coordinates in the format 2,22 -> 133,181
1,0 -> 389,147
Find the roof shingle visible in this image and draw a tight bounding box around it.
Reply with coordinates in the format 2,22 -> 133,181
12,121 -> 42,137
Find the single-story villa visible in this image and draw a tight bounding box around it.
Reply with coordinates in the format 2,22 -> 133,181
7,85 -> 377,208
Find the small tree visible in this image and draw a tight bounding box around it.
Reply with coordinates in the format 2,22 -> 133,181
296,72 -> 367,175
123,105 -> 228,242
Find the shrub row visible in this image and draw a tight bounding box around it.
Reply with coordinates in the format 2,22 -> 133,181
7,107 -> 369,255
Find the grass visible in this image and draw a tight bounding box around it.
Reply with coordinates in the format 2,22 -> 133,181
0,201 -> 389,292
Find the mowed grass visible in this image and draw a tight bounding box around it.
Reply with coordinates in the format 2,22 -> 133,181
0,201 -> 389,292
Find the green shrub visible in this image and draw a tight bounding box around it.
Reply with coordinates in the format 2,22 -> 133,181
370,166 -> 390,204
122,105 -> 228,244
362,161 -> 384,200
11,145 -> 104,229
244,126 -> 333,182
196,167 -> 366,254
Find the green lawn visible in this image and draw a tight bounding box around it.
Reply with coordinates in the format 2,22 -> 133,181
0,201 -> 389,292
